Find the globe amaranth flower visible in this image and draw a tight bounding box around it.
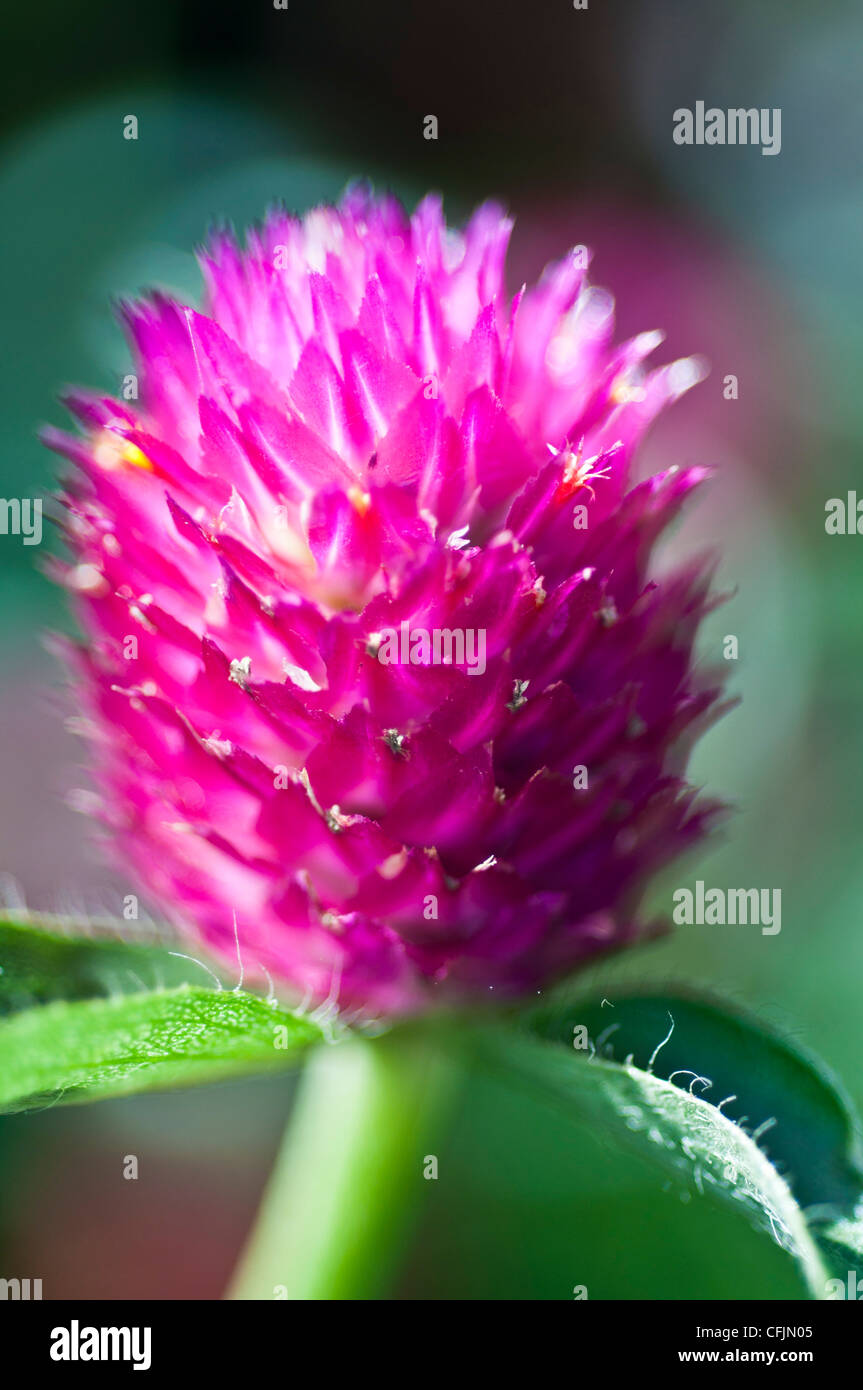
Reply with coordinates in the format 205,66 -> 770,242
45,185 -> 725,1016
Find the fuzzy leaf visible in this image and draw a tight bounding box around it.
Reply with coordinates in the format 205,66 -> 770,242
528,990 -> 863,1210
0,985 -> 327,1112
526,990 -> 863,1289
477,1025 -> 832,1298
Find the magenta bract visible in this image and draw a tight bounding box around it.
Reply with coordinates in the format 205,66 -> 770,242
47,186 -> 724,1015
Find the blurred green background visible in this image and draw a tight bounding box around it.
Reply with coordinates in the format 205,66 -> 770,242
0,0 -> 860,1298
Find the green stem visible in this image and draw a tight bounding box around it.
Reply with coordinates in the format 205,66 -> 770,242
227,1022 -> 459,1300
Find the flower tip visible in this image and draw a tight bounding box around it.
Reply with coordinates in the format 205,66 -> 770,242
668,353 -> 710,396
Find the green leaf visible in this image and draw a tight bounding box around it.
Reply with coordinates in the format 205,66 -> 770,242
0,915 -> 222,1016
476,1024 -> 833,1298
0,985 -> 327,1112
527,989 -> 863,1212
502,988 -> 863,1296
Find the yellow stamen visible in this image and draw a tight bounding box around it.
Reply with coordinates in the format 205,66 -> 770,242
347,485 -> 371,515
92,430 -> 154,472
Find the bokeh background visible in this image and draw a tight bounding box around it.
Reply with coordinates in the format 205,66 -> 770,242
0,0 -> 860,1298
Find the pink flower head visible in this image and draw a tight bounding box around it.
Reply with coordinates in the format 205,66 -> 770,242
46,185 -> 724,1016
